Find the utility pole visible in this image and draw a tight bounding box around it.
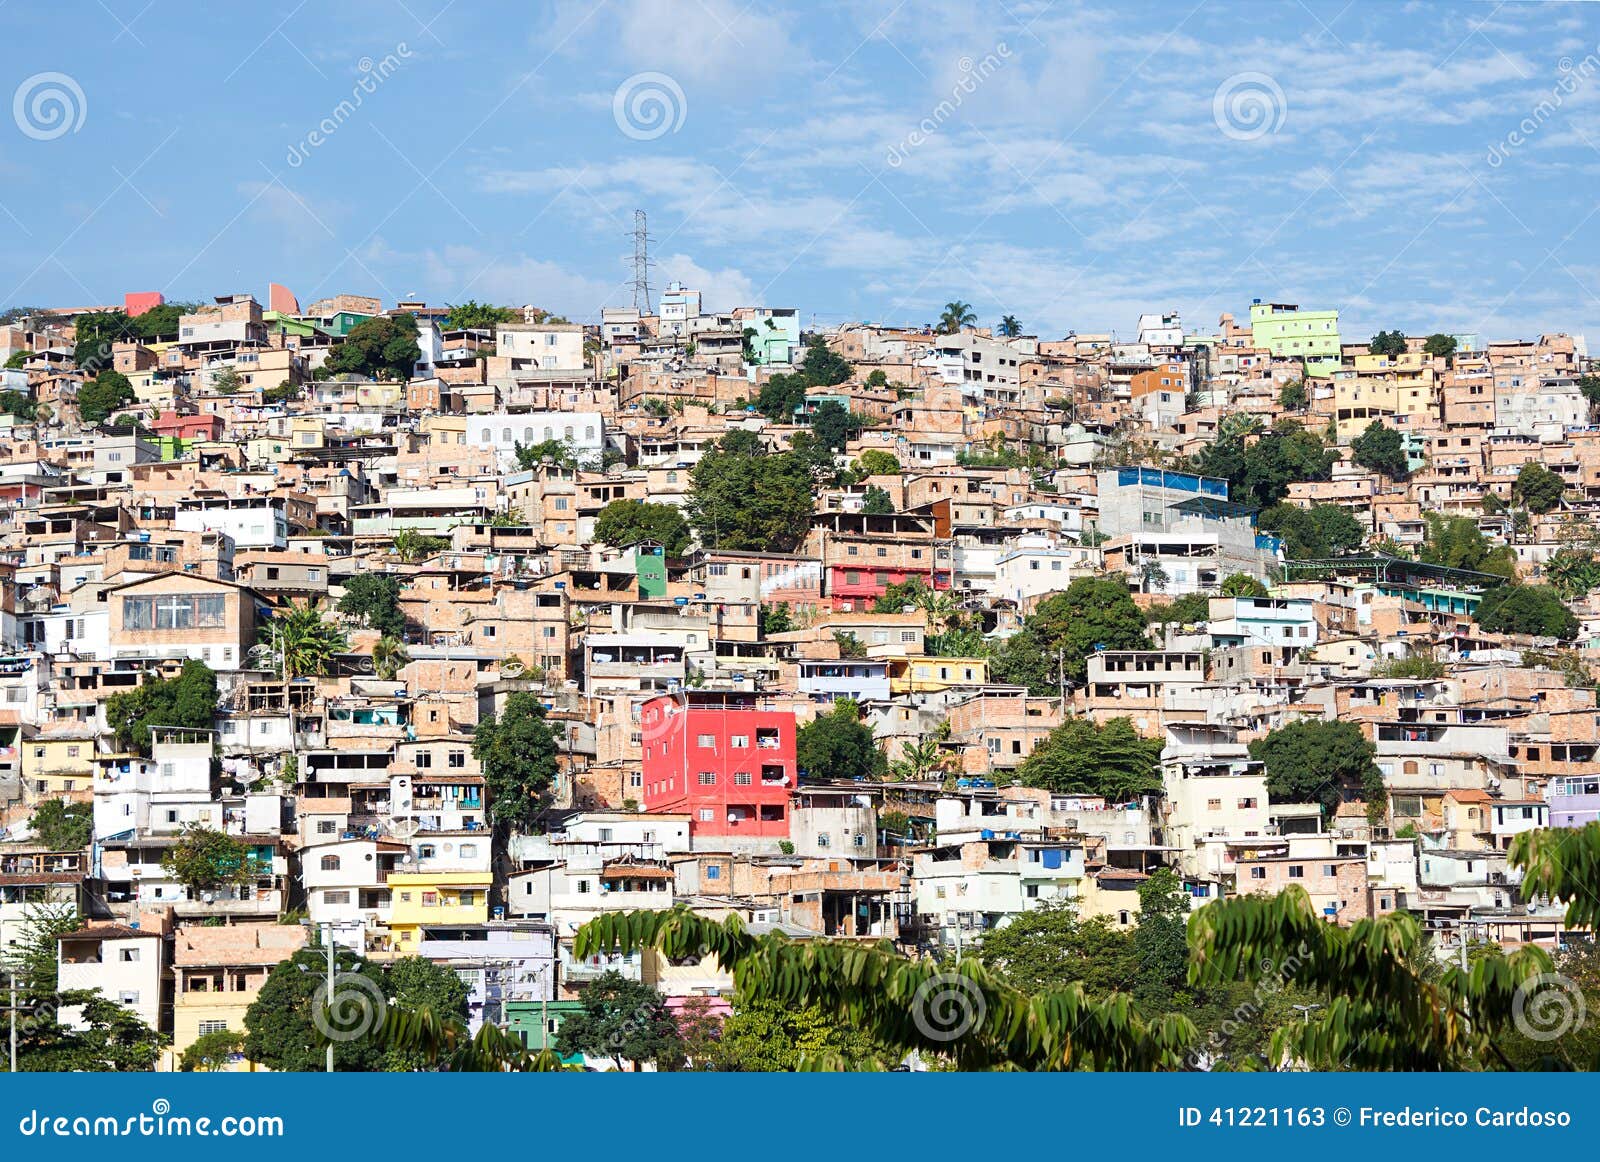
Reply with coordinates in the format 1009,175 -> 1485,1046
324,922 -> 336,1074
9,969 -> 16,1074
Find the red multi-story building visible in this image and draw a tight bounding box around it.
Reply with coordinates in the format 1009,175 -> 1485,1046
639,692 -> 796,838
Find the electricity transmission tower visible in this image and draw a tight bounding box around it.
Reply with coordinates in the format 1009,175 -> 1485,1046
631,210 -> 654,316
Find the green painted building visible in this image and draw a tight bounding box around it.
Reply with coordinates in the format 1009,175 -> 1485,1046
1249,300 -> 1341,376
636,545 -> 667,597
504,999 -> 585,1058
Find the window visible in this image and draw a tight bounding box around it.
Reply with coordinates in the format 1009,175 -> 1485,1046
119,947 -> 141,963
197,1020 -> 229,1036
448,751 -> 466,768
1322,864 -> 1338,877
416,751 -> 433,769
853,834 -> 865,847
697,734 -> 717,748
317,820 -> 336,834
324,890 -> 350,905
697,772 -> 717,786
422,892 -> 439,907
817,833 -> 830,847
697,809 -> 714,822
119,991 -> 140,1005
706,865 -> 721,880
1249,867 -> 1266,880
1287,865 -> 1305,878
733,772 -> 752,785
122,593 -> 226,630
320,855 -> 341,871
576,880 -> 590,894
730,735 -> 749,748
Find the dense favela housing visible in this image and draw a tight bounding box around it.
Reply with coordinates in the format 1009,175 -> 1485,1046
1,283 -> 1599,1071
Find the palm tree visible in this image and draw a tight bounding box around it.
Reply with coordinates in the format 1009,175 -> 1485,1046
254,603 -> 350,679
937,301 -> 976,335
362,821 -> 1600,1072
889,738 -> 944,781
997,314 -> 1021,337
372,635 -> 409,680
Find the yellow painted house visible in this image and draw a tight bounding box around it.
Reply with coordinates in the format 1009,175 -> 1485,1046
23,731 -> 96,796
388,870 -> 493,950
889,656 -> 991,695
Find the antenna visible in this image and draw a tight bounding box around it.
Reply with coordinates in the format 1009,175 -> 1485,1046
631,210 -> 654,316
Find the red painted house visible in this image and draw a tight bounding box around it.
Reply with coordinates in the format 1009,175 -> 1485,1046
151,411 -> 225,441
808,511 -> 951,611
639,692 -> 795,838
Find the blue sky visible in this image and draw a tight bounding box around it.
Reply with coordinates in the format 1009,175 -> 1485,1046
4,0 -> 1600,344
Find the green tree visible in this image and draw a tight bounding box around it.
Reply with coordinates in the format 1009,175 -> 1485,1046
1219,572 -> 1268,597
1475,584 -> 1578,639
243,946 -> 390,1072
338,573 -> 407,638
1257,502 -> 1365,559
810,400 -> 855,450
796,700 -> 885,780
1247,720 -> 1384,818
1016,717 -> 1163,802
473,691 -> 559,827
179,1029 -> 245,1072
833,631 -> 867,658
0,388 -> 37,419
860,486 -> 894,515
997,314 -> 1022,337
554,971 -> 681,1070
72,310 -> 136,369
1510,461 -> 1565,514
29,799 -> 92,851
372,635 -> 410,681
759,603 -> 796,636
1146,591 -> 1212,626
4,350 -> 30,370
383,956 -> 471,1071
712,997 -> 876,1070
104,659 -> 218,754
1368,330 -> 1408,356
1419,513 -> 1516,577
321,313 -> 420,381
594,499 -> 691,555
256,602 -> 349,678
445,300 -> 517,330
11,994 -> 165,1072
1277,380 -> 1307,410
1423,333 -> 1457,359
391,528 -> 451,563
132,303 -> 187,341
755,372 -> 807,421
991,576 -> 1150,690
261,380 -> 300,405
1544,548 -> 1600,600
1351,420 -> 1409,479
1189,421 -> 1337,509
975,902 -> 1138,996
687,432 -> 815,553
1580,374 -> 1600,409
161,825 -> 256,893
937,301 -> 977,334
77,370 -> 135,424
797,336 -> 853,387
1131,868 -> 1191,1009
854,449 -> 899,476
514,438 -> 580,470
